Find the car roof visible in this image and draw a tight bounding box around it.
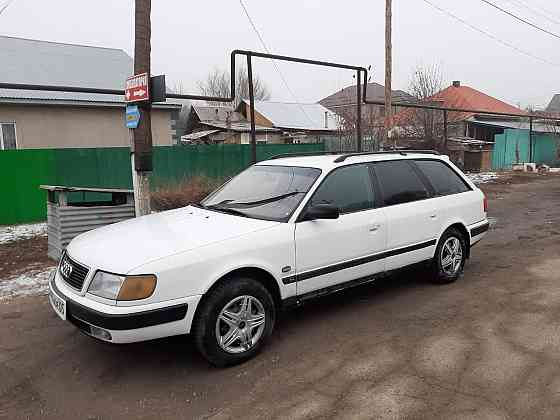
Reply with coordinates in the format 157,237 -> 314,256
257,152 -> 449,170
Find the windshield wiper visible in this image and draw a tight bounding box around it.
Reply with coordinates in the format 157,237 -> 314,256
213,191 -> 305,209
204,204 -> 249,217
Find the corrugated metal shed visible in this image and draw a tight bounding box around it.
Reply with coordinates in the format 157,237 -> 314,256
243,100 -> 338,131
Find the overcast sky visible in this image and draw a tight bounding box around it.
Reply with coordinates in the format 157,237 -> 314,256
1,0 -> 560,109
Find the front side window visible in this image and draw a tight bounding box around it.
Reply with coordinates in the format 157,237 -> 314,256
414,160 -> 471,196
374,160 -> 429,206
310,164 -> 374,213
0,123 -> 17,150
201,165 -> 321,222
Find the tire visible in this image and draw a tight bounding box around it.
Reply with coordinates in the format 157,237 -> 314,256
431,228 -> 467,284
193,276 -> 276,367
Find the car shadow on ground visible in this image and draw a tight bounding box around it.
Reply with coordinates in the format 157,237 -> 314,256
82,265 -> 435,371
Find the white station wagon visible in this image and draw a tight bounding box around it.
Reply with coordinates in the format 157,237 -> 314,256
49,151 -> 489,366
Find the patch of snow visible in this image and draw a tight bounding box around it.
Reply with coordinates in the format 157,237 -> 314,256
0,222 -> 47,245
0,267 -> 55,300
467,172 -> 501,185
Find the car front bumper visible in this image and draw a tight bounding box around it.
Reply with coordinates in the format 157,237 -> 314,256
49,272 -> 202,344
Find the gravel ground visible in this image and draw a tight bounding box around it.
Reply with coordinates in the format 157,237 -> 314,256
2,175 -> 560,419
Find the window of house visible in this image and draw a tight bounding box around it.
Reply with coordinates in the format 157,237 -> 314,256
310,164 -> 374,213
0,123 -> 17,150
373,160 -> 429,206
414,160 -> 471,196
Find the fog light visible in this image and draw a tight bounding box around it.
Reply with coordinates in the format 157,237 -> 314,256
90,326 -> 112,341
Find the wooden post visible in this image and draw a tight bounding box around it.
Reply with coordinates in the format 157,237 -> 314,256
384,0 -> 392,149
131,0 -> 152,216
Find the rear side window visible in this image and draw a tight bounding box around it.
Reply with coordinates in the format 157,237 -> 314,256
310,164 -> 374,213
415,160 -> 471,196
373,160 -> 429,206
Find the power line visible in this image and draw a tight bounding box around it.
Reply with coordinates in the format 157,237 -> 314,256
238,0 -> 315,126
479,0 -> 560,40
502,0 -> 560,27
0,0 -> 15,16
422,0 -> 560,68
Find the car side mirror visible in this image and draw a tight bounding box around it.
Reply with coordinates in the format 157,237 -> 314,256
303,204 -> 340,221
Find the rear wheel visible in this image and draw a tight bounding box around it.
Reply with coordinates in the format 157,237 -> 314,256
431,228 -> 467,284
193,277 -> 276,367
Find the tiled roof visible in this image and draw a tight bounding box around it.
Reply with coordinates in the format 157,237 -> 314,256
392,83 -> 524,126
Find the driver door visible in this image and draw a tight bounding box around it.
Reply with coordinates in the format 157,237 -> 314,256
294,164 -> 387,295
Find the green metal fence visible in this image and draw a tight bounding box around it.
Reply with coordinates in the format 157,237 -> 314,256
0,143 -> 325,225
492,129 -> 560,170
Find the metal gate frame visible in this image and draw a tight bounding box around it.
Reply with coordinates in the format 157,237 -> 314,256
3,49 -> 560,163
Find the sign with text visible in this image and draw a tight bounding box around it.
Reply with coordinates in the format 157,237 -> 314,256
125,73 -> 149,103
126,105 -> 141,129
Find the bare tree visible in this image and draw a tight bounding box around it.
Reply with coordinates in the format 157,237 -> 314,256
398,63 -> 446,149
197,67 -> 271,107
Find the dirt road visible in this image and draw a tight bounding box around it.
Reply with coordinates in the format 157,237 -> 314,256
2,176 -> 560,419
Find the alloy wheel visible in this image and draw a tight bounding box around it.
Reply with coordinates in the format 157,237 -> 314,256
441,237 -> 463,276
215,295 -> 266,354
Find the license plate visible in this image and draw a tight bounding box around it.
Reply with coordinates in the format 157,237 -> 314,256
49,288 -> 66,321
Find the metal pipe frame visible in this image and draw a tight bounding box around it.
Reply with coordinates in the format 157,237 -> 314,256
3,49 -> 560,162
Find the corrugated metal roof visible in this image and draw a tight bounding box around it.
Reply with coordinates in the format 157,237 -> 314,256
244,100 -> 338,131
201,121 -> 279,133
469,118 -> 559,134
193,106 -> 244,122
0,36 -> 179,108
319,82 -> 414,109
181,130 -> 221,140
546,94 -> 560,112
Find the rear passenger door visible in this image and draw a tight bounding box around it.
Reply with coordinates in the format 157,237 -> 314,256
294,164 -> 387,295
372,160 -> 438,271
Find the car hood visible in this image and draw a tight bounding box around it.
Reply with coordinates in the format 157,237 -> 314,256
66,206 -> 279,273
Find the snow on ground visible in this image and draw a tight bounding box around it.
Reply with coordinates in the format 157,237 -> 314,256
0,222 -> 47,245
0,267 -> 55,300
467,172 -> 501,185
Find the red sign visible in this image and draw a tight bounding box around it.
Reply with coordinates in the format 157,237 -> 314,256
125,73 -> 149,103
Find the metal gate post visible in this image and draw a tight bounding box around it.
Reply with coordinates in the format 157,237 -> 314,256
356,70 -> 362,152
247,53 -> 257,164
529,116 -> 533,162
443,109 -> 448,150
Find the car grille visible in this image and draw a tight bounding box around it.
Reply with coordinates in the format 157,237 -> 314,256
59,252 -> 89,291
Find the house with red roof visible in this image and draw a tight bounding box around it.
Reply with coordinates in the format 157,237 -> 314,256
392,80 -> 526,143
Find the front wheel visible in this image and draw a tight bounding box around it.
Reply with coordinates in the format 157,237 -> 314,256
193,277 -> 276,367
431,228 -> 467,284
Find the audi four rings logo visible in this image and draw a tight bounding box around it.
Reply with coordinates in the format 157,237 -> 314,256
61,259 -> 73,278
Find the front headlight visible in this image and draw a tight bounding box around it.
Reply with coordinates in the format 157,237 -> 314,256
88,271 -> 125,299
88,271 -> 157,301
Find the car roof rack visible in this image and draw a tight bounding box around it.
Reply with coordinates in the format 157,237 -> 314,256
268,151 -> 344,160
333,150 -> 440,163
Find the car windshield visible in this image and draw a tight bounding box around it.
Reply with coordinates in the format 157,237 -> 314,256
201,165 -> 321,222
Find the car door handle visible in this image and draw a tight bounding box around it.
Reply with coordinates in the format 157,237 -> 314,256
369,224 -> 381,232
430,214 -> 437,219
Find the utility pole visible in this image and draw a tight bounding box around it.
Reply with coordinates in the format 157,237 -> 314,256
131,0 -> 152,216
384,0 -> 392,149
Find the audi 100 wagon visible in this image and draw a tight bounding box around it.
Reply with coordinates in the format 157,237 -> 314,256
49,151 -> 489,366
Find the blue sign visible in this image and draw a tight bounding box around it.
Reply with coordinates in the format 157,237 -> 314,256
126,105 -> 141,129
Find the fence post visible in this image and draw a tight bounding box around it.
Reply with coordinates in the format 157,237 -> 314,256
247,53 -> 257,164
529,116 -> 533,162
